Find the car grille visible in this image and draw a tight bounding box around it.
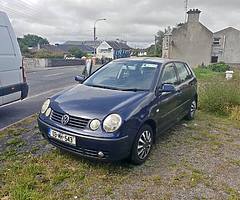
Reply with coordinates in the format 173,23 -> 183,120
50,109 -> 90,129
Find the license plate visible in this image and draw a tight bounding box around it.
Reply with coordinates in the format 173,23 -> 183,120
49,129 -> 76,146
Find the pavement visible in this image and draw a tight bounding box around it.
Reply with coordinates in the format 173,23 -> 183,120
0,65 -> 85,130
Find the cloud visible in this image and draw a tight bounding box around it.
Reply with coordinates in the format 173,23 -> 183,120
1,0 -> 240,47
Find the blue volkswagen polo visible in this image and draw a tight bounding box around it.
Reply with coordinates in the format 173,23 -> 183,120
38,58 -> 197,164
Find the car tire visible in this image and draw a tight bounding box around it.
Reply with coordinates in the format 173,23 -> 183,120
185,99 -> 197,120
130,124 -> 153,165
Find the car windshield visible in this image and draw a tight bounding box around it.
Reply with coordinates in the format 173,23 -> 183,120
84,61 -> 160,91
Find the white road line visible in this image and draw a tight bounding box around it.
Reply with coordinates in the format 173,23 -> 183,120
0,114 -> 35,132
44,73 -> 64,77
0,85 -> 75,131
0,85 -> 75,108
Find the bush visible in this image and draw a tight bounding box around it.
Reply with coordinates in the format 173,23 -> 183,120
199,74 -> 240,116
34,49 -> 64,59
207,62 -> 230,72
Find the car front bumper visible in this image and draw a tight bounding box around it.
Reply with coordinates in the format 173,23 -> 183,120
38,117 -> 132,161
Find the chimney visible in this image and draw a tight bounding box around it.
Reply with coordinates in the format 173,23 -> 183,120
187,9 -> 201,23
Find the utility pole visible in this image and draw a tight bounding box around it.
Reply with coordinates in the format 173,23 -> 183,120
184,0 -> 189,22
93,18 -> 106,56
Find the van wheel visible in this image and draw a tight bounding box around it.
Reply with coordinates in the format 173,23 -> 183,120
130,125 -> 153,165
185,99 -> 197,120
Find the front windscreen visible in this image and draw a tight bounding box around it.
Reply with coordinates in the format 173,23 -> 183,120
84,61 -> 160,91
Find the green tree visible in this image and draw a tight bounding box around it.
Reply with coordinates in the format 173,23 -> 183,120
17,34 -> 49,56
19,34 -> 49,47
68,47 -> 86,58
147,30 -> 164,57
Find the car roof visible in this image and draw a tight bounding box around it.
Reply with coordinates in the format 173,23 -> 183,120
114,57 -> 185,65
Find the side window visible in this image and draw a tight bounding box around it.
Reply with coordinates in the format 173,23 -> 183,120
161,63 -> 178,85
0,26 -> 14,55
175,62 -> 191,83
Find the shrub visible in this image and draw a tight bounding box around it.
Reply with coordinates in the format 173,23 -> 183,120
34,49 -> 64,59
207,62 -> 230,72
199,74 -> 240,116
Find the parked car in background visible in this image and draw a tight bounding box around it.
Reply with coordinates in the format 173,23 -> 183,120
38,58 -> 198,165
0,11 -> 28,106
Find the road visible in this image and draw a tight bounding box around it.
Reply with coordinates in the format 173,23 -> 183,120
0,66 -> 84,130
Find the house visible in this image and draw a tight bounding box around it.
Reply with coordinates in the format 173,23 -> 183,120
36,44 -> 94,55
162,9 -> 240,67
96,40 -> 131,59
212,27 -> 240,65
162,9 -> 213,67
64,41 -> 101,49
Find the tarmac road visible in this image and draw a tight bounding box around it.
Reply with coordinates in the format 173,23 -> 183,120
0,66 -> 84,130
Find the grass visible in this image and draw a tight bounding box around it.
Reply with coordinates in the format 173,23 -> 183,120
194,67 -> 240,117
1,111 -> 239,199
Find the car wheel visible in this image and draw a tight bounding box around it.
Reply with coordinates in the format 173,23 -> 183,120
130,125 -> 153,165
185,99 -> 197,120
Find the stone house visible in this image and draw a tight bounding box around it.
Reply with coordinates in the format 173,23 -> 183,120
212,27 -> 240,65
162,9 -> 213,67
162,9 -> 240,67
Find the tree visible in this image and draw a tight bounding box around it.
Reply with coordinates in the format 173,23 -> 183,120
17,34 -> 49,55
147,30 -> 164,57
68,47 -> 86,58
18,34 -> 49,47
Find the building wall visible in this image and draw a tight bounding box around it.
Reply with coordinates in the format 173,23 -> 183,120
96,41 -> 114,59
169,22 -> 213,67
212,28 -> 240,64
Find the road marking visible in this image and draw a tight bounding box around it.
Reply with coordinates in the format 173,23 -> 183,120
0,85 -> 75,131
44,73 -> 64,77
0,85 -> 75,108
0,114 -> 36,132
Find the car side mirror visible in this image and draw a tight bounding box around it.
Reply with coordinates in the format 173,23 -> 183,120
158,84 -> 176,94
75,75 -> 85,83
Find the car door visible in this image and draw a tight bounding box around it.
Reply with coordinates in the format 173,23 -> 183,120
154,62 -> 180,132
174,62 -> 195,117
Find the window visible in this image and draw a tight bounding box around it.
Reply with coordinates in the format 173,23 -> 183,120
213,37 -> 221,45
175,62 -> 191,83
211,56 -> 218,63
0,26 -> 14,55
84,61 -> 159,90
161,63 -> 178,85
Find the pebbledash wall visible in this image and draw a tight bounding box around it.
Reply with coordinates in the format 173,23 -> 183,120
23,58 -> 86,69
162,9 -> 240,68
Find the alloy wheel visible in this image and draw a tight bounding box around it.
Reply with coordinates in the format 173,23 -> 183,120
137,130 -> 152,160
190,100 -> 197,117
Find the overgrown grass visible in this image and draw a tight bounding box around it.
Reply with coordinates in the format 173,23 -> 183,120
195,67 -> 240,118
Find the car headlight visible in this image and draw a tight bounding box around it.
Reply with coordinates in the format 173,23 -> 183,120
89,119 -> 101,131
103,114 -> 122,133
41,99 -> 50,114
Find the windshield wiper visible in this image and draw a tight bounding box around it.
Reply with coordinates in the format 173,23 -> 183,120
86,84 -> 120,90
120,88 -> 148,92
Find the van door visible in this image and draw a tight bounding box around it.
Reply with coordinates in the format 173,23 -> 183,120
0,79 -> 3,105
0,24 -> 22,105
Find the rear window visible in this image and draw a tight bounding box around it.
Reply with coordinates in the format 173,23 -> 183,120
0,26 -> 15,55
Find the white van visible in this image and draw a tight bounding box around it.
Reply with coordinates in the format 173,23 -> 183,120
0,11 -> 28,106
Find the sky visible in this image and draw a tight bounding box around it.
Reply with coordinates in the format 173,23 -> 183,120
1,0 -> 240,48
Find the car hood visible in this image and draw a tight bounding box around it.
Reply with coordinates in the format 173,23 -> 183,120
51,84 -> 149,119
